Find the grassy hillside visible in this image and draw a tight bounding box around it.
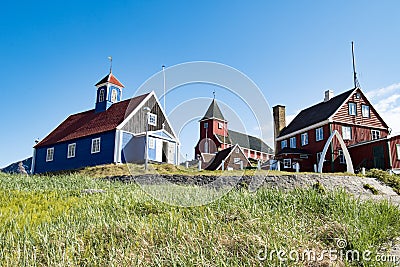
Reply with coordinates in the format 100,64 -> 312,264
0,172 -> 399,266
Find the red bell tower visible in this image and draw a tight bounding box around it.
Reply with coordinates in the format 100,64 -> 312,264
195,99 -> 228,157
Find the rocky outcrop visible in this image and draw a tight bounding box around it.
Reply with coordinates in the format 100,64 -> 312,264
103,173 -> 400,204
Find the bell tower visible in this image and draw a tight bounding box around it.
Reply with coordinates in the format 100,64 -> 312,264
195,99 -> 228,156
95,72 -> 125,113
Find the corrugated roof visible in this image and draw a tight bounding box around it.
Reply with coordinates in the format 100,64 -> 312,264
35,93 -> 149,148
278,88 -> 355,137
201,99 -> 225,121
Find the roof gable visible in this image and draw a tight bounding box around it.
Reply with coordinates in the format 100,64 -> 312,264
35,93 -> 149,148
201,99 -> 226,121
95,72 -> 125,88
278,88 -> 355,137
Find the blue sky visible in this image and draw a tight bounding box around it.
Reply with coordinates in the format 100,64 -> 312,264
1,1 -> 400,167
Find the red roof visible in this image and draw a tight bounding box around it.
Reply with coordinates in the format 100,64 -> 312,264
35,93 -> 149,148
95,72 -> 125,88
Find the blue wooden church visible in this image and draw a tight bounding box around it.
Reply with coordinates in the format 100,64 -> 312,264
31,71 -> 179,174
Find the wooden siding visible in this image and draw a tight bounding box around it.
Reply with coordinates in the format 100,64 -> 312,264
221,149 -> 250,170
332,88 -> 388,129
121,95 -> 175,137
389,136 -> 400,169
34,131 -> 116,174
331,122 -> 389,146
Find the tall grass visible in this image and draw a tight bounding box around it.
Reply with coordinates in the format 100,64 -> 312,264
0,173 -> 399,266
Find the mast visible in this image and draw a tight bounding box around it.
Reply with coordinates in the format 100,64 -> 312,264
351,42 -> 360,88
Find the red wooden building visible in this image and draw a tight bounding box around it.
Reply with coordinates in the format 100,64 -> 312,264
273,88 -> 400,172
195,99 -> 274,168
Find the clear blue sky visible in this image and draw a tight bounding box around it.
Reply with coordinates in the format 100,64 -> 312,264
1,0 -> 400,168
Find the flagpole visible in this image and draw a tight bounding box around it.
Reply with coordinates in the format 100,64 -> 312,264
162,65 -> 166,112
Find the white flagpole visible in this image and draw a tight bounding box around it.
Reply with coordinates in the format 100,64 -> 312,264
162,65 -> 166,112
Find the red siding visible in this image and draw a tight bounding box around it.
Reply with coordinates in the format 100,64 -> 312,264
332,88 -> 388,129
389,136 -> 400,169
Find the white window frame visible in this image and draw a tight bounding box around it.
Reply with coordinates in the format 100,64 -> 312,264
148,137 -> 155,149
148,113 -> 157,126
301,132 -> 308,146
46,147 -> 54,162
283,159 -> 291,168
362,105 -> 370,118
98,89 -> 105,102
233,158 -> 241,164
371,130 -> 380,140
281,140 -> 287,149
290,137 -> 296,148
218,122 -> 223,129
396,144 -> 400,160
348,102 -> 357,116
342,126 -> 352,140
338,149 -> 346,164
235,148 -> 239,153
316,127 -> 324,141
67,143 -> 76,158
111,89 -> 117,103
203,122 -> 208,129
91,138 -> 101,154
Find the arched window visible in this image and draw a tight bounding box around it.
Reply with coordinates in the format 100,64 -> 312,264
98,89 -> 105,102
111,89 -> 117,103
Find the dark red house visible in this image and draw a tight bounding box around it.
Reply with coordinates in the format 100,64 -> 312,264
273,88 -> 400,172
195,99 -> 274,165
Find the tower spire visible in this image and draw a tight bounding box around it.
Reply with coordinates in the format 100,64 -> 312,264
213,89 -> 216,99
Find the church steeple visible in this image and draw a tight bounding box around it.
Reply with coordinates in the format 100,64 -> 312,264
94,72 -> 125,113
201,99 -> 226,121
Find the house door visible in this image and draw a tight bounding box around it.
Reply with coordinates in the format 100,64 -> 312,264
162,141 -> 168,163
373,145 -> 385,169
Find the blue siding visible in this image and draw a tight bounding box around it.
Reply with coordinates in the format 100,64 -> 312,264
121,132 -> 146,163
34,131 -> 116,174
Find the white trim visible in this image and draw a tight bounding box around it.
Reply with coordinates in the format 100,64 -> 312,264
216,144 -> 251,170
283,159 -> 291,168
276,120 -> 330,141
348,137 -> 388,148
116,91 -> 179,140
91,138 -> 101,154
31,148 -> 36,174
396,144 -> 400,161
317,130 -> 354,173
46,147 -> 54,162
371,129 -> 381,140
67,143 -> 76,158
113,130 -> 122,163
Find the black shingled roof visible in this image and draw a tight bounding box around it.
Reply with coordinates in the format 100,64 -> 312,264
215,130 -> 274,154
201,99 -> 226,121
205,146 -> 234,170
278,88 -> 355,137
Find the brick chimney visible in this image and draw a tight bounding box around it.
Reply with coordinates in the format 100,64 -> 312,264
324,90 -> 334,102
273,105 -> 286,152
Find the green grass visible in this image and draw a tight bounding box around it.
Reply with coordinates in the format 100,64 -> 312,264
0,172 -> 399,266
366,168 -> 400,194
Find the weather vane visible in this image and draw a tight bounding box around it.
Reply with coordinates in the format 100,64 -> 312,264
108,56 -> 113,73
213,89 -> 216,99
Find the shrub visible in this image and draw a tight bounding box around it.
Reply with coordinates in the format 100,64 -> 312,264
363,183 -> 379,195
366,169 -> 400,194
